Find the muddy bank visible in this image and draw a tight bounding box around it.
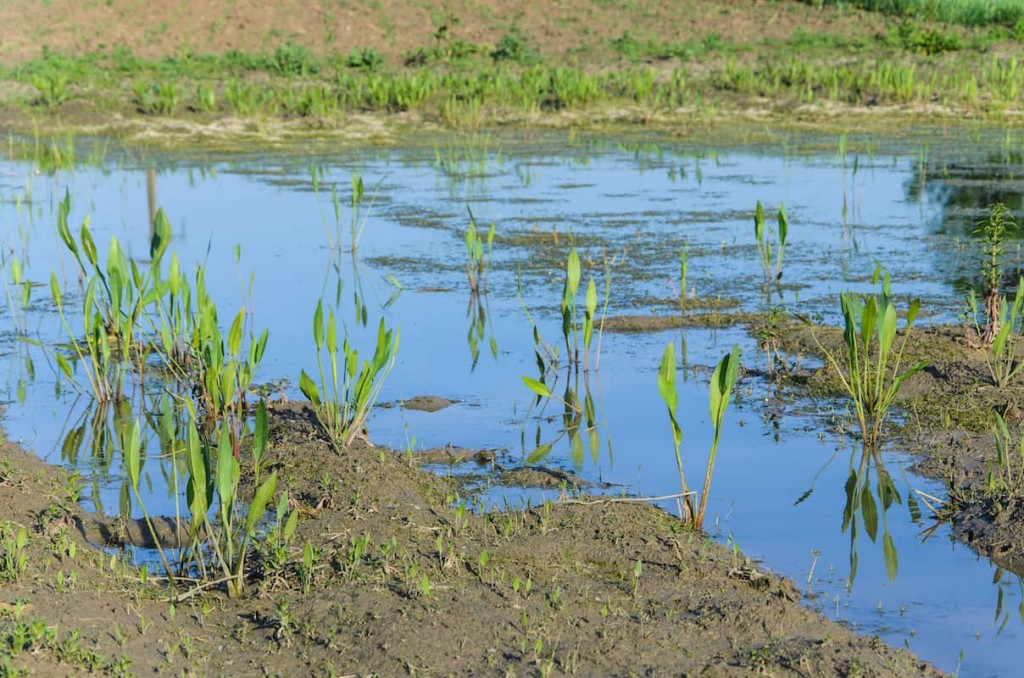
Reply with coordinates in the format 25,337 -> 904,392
0,402 -> 942,675
770,320 -> 1024,575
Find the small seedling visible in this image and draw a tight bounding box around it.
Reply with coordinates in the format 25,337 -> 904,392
657,343 -> 741,529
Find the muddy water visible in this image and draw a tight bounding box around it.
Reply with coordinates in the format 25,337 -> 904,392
3,128 -> 1024,675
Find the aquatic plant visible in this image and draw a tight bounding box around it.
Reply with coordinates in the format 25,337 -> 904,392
561,249 -> 609,373
754,200 -> 788,287
50,193 -> 172,402
808,267 -> 927,448
657,342 -> 741,529
974,203 -> 1014,346
987,411 -> 1024,497
299,299 -> 400,450
967,276 -> 1024,387
464,208 -> 495,293
123,398 -> 278,597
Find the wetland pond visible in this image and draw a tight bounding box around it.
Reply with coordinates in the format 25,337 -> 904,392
3,127 -> 1024,676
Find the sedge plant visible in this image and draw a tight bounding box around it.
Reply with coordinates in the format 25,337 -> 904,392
657,342 -> 741,530
807,267 -> 928,448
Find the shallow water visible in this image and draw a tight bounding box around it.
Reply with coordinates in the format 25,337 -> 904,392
3,128 -> 1024,676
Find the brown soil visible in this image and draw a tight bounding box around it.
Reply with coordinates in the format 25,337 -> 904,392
0,0 -> 888,68
0,403 -> 943,675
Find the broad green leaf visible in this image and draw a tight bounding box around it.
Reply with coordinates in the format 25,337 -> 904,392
49,273 -> 62,309
709,345 -> 741,429
245,471 -> 278,535
522,376 -> 552,399
570,430 -> 584,469
566,249 -> 581,298
777,204 -> 788,247
586,277 -> 597,318
883,532 -> 899,581
125,419 -> 141,492
283,509 -> 299,541
228,307 -> 244,357
299,369 -> 321,406
526,443 -> 553,464
55,353 -> 73,381
254,399 -> 268,464
312,300 -> 324,350
81,225 -> 97,268
657,342 -> 678,413
326,309 -> 337,354
216,425 -> 237,511
907,298 -> 921,327
860,296 -> 876,347
754,200 -> 765,241
150,208 -> 172,262
57,190 -> 77,256
861,484 -> 878,542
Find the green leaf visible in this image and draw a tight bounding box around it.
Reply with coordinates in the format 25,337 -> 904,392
777,204 -> 788,247
55,353 -> 74,381
57,190 -> 77,256
522,376 -> 552,399
283,509 -> 299,541
312,300 -> 324,350
570,430 -> 584,469
254,399 -> 268,465
526,443 -> 553,464
657,342 -> 678,413
566,249 -> 581,298
586,276 -> 597,318
709,345 -> 741,430
150,208 -> 172,262
299,369 -> 322,407
883,532 -> 899,581
907,298 -> 921,327
228,307 -> 244,357
216,425 -> 237,513
861,483 -> 878,542
754,200 -> 765,242
244,471 -> 278,536
49,273 -> 62,309
125,419 -> 141,492
81,224 -> 97,268
326,309 -> 337,354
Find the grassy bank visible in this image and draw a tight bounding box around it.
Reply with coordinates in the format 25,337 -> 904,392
1,0 -> 1023,133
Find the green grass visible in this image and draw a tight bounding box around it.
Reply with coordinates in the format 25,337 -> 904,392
807,0 -> 1024,29
4,19 -> 1024,128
